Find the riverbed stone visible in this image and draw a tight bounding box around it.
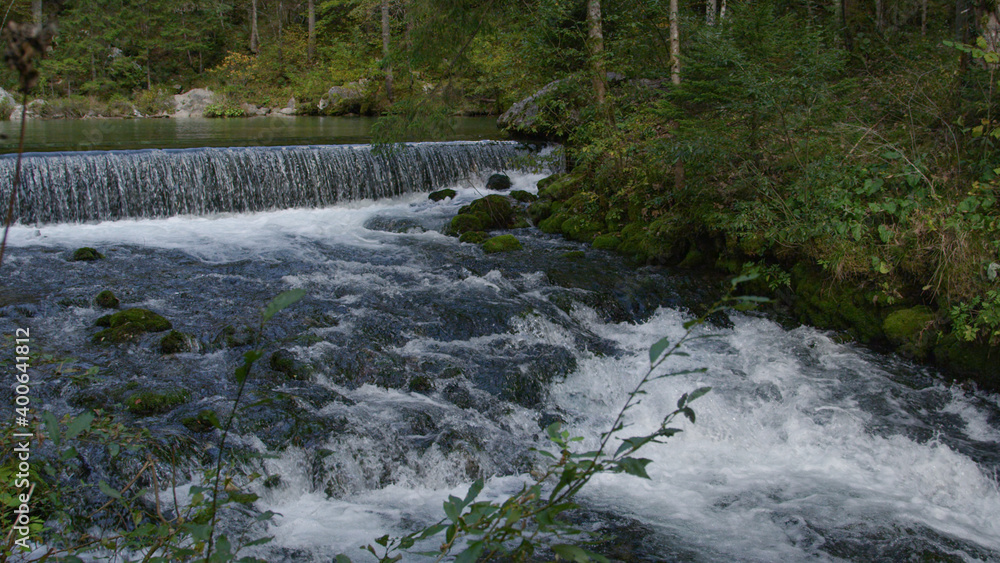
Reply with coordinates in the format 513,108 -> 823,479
160,330 -> 193,354
429,188 -> 457,202
592,234 -> 622,251
124,388 -> 190,416
93,308 -> 172,344
510,190 -> 537,203
459,231 -> 489,244
467,195 -> 517,229
448,213 -> 484,235
95,290 -> 120,309
72,247 -> 104,261
482,234 -> 523,254
486,173 -> 512,191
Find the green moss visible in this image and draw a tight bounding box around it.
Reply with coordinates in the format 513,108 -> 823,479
468,195 -> 516,229
95,290 -> 119,309
124,389 -> 189,416
510,190 -> 537,203
537,173 -> 584,201
883,306 -> 936,360
408,375 -> 434,393
459,231 -> 489,244
72,247 -> 104,261
93,308 -> 172,344
536,173 -> 563,191
562,251 -> 586,260
428,188 -> 457,202
933,335 -> 1000,390
677,249 -> 706,269
528,201 -> 552,223
482,234 -> 523,254
486,173 -> 512,191
538,214 -> 567,234
790,264 -> 884,343
160,330 -> 190,354
561,215 -> 604,243
592,234 -> 621,250
448,213 -> 484,235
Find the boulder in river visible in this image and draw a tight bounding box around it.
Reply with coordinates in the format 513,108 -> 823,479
72,247 -> 104,261
93,308 -> 172,344
486,173 -> 512,191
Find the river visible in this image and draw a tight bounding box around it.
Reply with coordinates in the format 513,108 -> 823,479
0,122 -> 998,562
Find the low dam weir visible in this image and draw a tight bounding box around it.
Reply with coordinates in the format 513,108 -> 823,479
0,141 -> 532,224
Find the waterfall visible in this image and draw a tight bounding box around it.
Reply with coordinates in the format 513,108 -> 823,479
0,141 -> 535,224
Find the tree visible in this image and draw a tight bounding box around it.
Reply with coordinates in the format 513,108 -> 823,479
670,0 -> 680,85
308,0 -> 316,61
587,0 -> 606,105
382,0 -> 393,101
251,0 -> 260,53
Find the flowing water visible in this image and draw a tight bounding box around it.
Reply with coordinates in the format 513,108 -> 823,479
1,142 -> 999,562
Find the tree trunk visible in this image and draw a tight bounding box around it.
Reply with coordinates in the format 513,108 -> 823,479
587,0 -> 607,105
922,0 -> 928,35
308,0 -> 315,62
876,0 -> 884,32
31,0 -> 41,24
250,0 -> 259,54
277,1 -> 284,63
405,0 -> 414,93
707,0 -> 716,26
382,0 -> 393,102
842,0 -> 855,51
719,0 -> 727,21
670,0 -> 680,85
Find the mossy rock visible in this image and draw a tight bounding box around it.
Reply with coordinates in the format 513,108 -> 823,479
468,195 -> 516,229
538,214 -> 567,234
93,308 -> 172,344
561,215 -> 604,243
124,389 -> 190,416
528,201 -> 552,223
510,190 -> 537,203
677,248 -> 706,269
538,173 -> 584,201
181,409 -> 220,433
883,306 -> 936,360
408,375 -> 434,393
535,173 -> 563,191
72,247 -> 104,261
270,349 -> 312,380
482,234 -> 523,254
511,218 -> 530,229
790,264 -> 885,343
592,234 -> 621,251
933,335 -> 1000,391
448,213 -> 484,235
428,188 -> 457,202
562,251 -> 586,260
214,325 -> 256,348
160,330 -> 192,354
459,231 -> 490,244
95,290 -> 120,309
486,173 -> 512,191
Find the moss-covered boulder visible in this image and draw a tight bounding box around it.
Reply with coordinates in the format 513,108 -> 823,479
561,215 -> 604,243
72,247 -> 104,261
883,306 -> 936,360
95,290 -> 120,309
538,214 -> 567,234
510,190 -> 537,203
486,173 -> 512,191
482,234 -> 523,254
160,330 -> 192,354
448,213 -> 485,235
592,234 -> 622,251
933,335 -> 1000,390
270,349 -> 312,380
93,308 -> 172,344
537,173 -> 584,201
408,375 -> 434,393
124,388 -> 189,416
468,195 -> 516,229
429,188 -> 457,202
677,248 -> 706,269
528,201 -> 552,224
790,264 -> 884,344
459,231 -> 489,244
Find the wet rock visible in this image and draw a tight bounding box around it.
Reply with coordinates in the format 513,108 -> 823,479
213,325 -> 257,348
883,306 -> 936,360
443,382 -> 475,409
592,234 -> 621,251
458,231 -> 489,244
181,409 -> 220,433
467,195 -> 517,229
160,330 -> 194,354
364,215 -> 426,234
93,308 -> 172,344
95,290 -> 120,309
486,173 -> 512,191
448,213 -> 484,235
510,190 -> 537,203
124,388 -> 190,416
429,188 -> 457,202
72,247 -> 104,261
482,234 -> 523,254
270,349 -> 313,380
408,375 -> 434,393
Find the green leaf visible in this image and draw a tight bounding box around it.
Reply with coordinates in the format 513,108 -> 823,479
454,541 -> 484,563
615,457 -> 653,479
98,480 -> 122,500
66,411 -> 94,440
687,386 -> 712,403
463,478 -> 484,506
262,288 -> 306,322
649,336 -> 671,365
551,544 -> 609,562
334,555 -> 353,563
730,272 -> 760,286
42,411 -> 60,447
443,499 -> 460,522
